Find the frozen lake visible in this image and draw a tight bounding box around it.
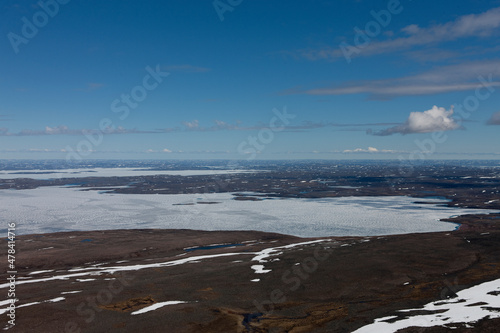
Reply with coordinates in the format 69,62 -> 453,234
0,186 -> 497,237
0,168 -> 259,180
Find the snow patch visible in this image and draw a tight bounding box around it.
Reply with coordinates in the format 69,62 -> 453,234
353,278 -> 500,333
131,301 -> 187,315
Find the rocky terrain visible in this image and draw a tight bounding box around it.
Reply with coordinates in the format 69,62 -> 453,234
2,161 -> 499,211
1,160 -> 499,332
1,212 -> 499,332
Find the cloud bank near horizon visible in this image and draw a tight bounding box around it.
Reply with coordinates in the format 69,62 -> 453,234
369,106 -> 461,136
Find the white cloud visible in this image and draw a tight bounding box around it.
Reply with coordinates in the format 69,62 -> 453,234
213,120 -> 238,130
162,148 -> 172,153
182,120 -> 199,129
371,106 -> 460,136
45,125 -> 70,135
487,111 -> 500,125
401,24 -> 420,35
343,147 -> 397,153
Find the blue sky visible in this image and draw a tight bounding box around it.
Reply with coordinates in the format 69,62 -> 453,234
1,0 -> 500,160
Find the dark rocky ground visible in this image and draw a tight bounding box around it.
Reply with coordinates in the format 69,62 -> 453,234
1,212 -> 500,333
1,161 -> 499,332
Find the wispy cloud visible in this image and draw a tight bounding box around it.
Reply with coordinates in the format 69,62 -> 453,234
87,82 -> 104,90
369,106 -> 461,136
176,120 -> 397,133
0,125 -> 156,136
299,7 -> 500,61
177,119 -> 240,132
297,60 -> 500,99
142,149 -> 231,154
144,148 -> 174,154
163,65 -> 211,73
0,148 -> 69,153
487,111 -> 500,125
182,120 -> 199,129
179,119 -> 258,132
2,148 -> 499,156
281,121 -> 399,132
0,119 -> 402,137
343,147 -> 399,153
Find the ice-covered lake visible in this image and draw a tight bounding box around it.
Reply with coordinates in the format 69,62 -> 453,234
0,168 -> 258,180
0,186 -> 497,237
